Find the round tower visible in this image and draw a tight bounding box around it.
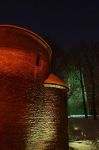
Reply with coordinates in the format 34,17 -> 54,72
0,25 -> 69,150
0,25 -> 52,150
43,73 -> 69,150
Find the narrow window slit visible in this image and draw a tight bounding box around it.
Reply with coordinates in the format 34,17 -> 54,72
36,55 -> 40,66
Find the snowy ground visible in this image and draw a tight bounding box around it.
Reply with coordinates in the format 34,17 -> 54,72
68,117 -> 99,150
69,140 -> 99,150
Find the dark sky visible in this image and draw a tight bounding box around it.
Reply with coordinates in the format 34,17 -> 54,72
0,0 -> 99,52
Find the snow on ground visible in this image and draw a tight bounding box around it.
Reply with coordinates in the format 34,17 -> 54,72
68,117 -> 99,150
69,140 -> 99,150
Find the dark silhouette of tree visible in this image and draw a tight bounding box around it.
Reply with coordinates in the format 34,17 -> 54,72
80,41 -> 98,119
66,41 -> 99,119
63,50 -> 88,117
79,62 -> 88,118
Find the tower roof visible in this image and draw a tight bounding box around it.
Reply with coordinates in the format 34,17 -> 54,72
44,73 -> 68,90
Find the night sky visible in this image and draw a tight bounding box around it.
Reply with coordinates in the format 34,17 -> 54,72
0,0 -> 99,52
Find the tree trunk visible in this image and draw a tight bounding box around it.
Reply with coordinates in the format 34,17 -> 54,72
79,65 -> 88,118
84,52 -> 97,119
90,66 -> 97,119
